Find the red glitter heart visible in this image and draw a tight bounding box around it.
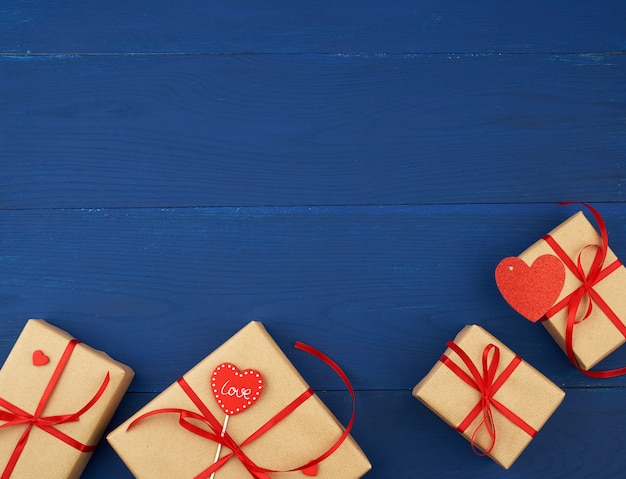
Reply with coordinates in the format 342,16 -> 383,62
211,363 -> 264,416
32,350 -> 50,366
495,255 -> 566,322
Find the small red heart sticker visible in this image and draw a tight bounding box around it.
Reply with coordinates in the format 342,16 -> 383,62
32,350 -> 50,366
302,463 -> 319,476
211,363 -> 264,416
495,255 -> 566,322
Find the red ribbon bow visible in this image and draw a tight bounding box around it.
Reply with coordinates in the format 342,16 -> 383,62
0,339 -> 111,478
127,341 -> 355,478
541,202 -> 626,378
440,341 -> 536,456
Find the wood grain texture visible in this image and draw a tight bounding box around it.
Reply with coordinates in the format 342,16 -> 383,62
1,54 -> 625,209
2,203 -> 626,391
1,0 -> 625,54
83,388 -> 626,478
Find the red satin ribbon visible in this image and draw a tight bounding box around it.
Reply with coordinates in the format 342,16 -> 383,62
541,202 -> 626,378
0,338 -> 111,478
440,341 -> 536,456
127,341 -> 355,478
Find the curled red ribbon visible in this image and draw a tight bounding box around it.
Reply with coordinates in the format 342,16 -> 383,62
440,341 -> 536,456
127,341 -> 355,479
541,202 -> 626,378
0,339 -> 111,478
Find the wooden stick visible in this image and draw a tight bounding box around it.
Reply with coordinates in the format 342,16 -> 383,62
209,415 -> 229,479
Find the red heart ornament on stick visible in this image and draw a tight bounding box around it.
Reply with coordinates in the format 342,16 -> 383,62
32,350 -> 50,366
211,363 -> 264,416
495,255 -> 566,322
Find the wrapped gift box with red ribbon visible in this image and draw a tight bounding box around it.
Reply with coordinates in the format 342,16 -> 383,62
107,321 -> 371,478
496,205 -> 626,375
0,319 -> 134,478
413,325 -> 564,469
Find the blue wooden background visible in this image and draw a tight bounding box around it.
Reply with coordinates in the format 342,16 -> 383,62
1,1 -> 626,477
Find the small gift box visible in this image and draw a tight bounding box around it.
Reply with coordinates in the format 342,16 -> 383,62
412,325 -> 564,469
107,321 -> 371,478
496,205 -> 626,373
0,319 -> 134,478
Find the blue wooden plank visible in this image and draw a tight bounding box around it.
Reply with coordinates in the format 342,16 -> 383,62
1,1 -> 625,54
83,388 -> 626,478
1,54 -> 625,209
2,203 -> 626,390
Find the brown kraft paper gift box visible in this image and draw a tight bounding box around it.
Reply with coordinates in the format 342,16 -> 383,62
0,319 -> 135,478
107,321 -> 371,478
413,325 -> 564,469
516,211 -> 626,370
